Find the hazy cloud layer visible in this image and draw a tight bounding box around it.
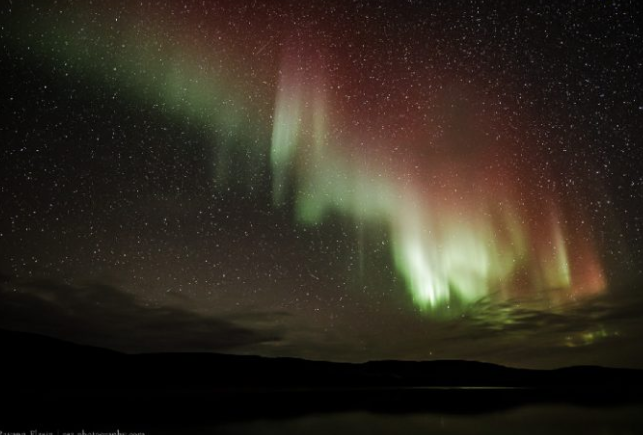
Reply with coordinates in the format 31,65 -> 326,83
0,276 -> 283,353
245,285 -> 643,369
345,288 -> 643,369
2,273 -> 642,368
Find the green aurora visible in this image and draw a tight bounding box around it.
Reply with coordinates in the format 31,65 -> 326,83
7,2 -> 606,314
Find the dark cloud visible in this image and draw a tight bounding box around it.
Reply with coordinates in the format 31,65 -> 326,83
0,276 -> 283,353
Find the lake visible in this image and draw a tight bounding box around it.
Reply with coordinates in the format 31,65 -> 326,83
202,404 -> 643,435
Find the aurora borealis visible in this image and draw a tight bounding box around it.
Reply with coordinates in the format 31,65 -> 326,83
270,47 -> 606,310
1,0 -> 643,368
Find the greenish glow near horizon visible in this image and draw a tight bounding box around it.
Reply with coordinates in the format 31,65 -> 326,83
389,201 -> 527,310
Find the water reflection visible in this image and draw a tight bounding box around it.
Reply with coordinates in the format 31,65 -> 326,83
206,405 -> 643,435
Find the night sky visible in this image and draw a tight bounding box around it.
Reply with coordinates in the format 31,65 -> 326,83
1,0 -> 642,369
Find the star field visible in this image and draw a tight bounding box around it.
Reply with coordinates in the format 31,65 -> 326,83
1,0 -> 642,368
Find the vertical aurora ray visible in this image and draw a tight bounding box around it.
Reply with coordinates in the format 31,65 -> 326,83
271,74 -> 303,204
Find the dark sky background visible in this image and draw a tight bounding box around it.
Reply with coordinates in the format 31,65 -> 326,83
1,0 -> 642,369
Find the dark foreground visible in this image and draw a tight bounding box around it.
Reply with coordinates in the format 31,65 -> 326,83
2,329 -> 642,434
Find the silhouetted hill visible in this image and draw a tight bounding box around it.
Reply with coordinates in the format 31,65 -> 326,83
3,328 -> 642,390
2,328 -> 643,428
